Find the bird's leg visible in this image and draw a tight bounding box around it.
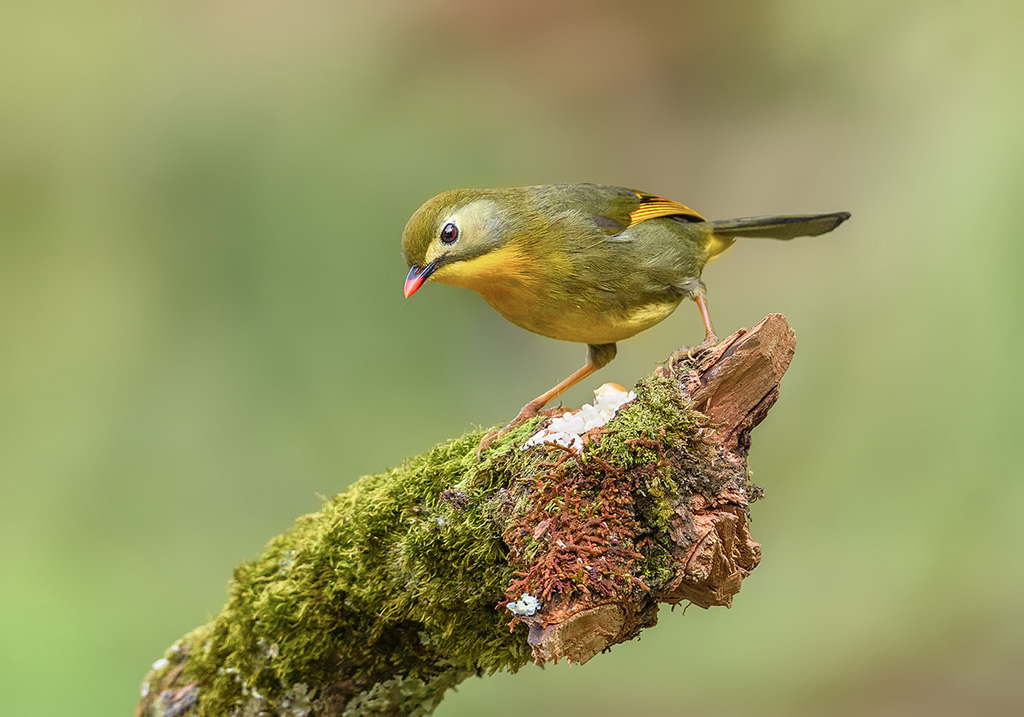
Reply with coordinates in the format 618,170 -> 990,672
514,365 -> 602,428
670,293 -> 720,369
476,363 -> 599,458
695,293 -> 717,344
477,343 -> 616,459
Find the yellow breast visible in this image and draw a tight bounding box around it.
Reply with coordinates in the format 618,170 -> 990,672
430,242 -> 683,345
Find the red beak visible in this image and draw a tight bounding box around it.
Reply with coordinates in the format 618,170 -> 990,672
404,260 -> 440,298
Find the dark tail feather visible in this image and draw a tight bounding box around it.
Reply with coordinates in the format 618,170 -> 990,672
707,212 -> 850,240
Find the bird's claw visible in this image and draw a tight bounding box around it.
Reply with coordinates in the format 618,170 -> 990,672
669,334 -> 719,372
475,427 -> 506,461
476,405 -> 560,461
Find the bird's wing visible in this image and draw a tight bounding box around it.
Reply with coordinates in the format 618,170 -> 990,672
552,185 -> 705,235
529,184 -> 706,237
625,190 -> 706,227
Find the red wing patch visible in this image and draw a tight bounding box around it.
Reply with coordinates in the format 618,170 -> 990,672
627,192 -> 706,226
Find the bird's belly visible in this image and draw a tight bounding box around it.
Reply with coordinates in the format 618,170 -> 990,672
496,297 -> 682,346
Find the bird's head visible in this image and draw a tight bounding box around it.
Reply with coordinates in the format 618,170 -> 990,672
402,189 -> 522,298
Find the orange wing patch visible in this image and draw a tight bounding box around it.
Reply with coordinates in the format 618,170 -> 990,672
627,192 -> 706,226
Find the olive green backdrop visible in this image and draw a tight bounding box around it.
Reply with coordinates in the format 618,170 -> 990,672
2,1 -> 1021,714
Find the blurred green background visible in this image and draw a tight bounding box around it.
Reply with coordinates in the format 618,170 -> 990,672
2,1 -> 1021,714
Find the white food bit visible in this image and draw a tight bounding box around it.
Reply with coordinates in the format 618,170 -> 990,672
522,383 -> 635,454
506,593 -> 541,616
141,682 -> 150,698
151,657 -> 170,671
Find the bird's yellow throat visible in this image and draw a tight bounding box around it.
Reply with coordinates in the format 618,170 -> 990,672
431,242 -> 543,294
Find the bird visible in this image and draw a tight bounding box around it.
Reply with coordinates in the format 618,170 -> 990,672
401,183 -> 849,453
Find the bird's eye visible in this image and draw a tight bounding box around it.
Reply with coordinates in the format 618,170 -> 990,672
440,222 -> 459,244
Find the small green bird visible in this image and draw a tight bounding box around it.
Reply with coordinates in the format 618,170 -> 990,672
402,183 -> 849,450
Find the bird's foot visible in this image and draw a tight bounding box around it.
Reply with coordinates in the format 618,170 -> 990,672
476,405 -> 559,460
669,334 -> 719,372
476,425 -> 510,460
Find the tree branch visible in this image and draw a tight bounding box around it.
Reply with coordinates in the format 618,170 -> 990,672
137,314 -> 796,717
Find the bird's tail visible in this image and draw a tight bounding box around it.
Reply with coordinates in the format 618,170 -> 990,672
707,212 -> 851,240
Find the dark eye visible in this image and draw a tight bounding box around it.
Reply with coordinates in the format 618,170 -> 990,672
440,222 -> 459,244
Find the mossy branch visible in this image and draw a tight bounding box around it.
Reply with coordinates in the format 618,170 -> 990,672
137,314 -> 796,717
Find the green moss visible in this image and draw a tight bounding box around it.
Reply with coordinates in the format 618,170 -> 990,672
340,670 -> 474,717
596,374 -> 702,463
182,426 -> 540,715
